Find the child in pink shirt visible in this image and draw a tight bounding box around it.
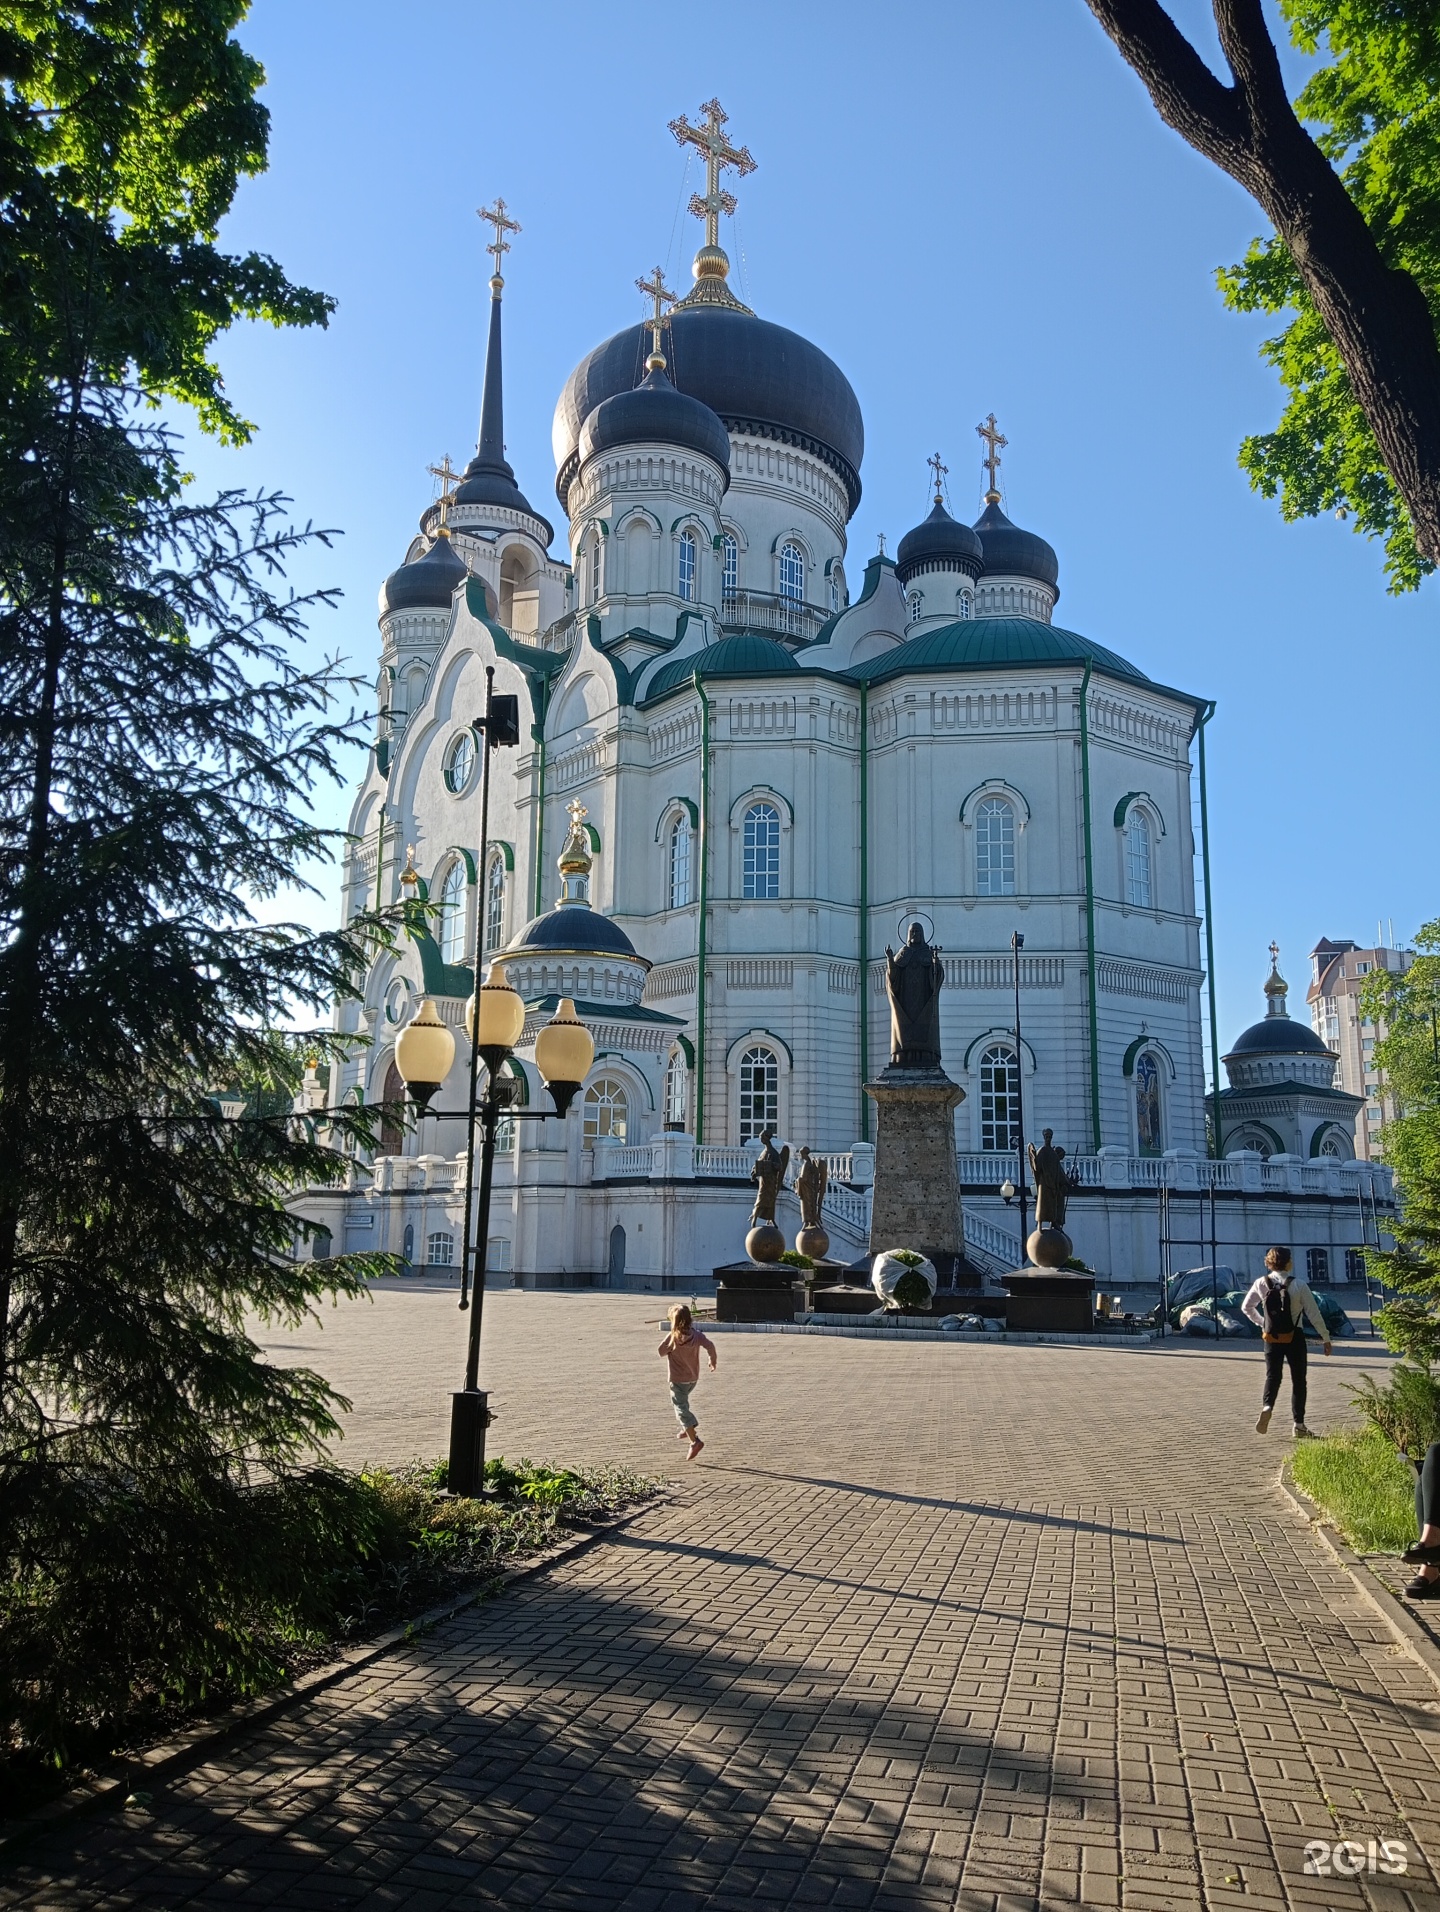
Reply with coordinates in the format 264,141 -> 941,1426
658,1304 -> 717,1460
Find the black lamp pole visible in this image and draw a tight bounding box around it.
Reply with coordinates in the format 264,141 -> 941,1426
1012,930 -> 1028,1248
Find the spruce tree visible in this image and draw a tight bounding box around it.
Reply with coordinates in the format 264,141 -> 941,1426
0,2 -> 394,1759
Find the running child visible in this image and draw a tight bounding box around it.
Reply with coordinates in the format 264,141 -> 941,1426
658,1304 -> 717,1460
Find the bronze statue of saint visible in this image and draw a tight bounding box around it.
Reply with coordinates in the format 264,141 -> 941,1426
748,1128 -> 790,1226
884,921 -> 945,1069
1029,1129 -> 1075,1228
795,1147 -> 828,1228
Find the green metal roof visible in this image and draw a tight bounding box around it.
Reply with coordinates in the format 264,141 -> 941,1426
848,616 -> 1152,688
642,632 -> 799,703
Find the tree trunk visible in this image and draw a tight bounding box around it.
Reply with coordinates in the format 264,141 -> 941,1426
1086,0 -> 1440,566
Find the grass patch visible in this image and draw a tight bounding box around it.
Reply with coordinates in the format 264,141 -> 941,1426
1290,1428 -> 1417,1554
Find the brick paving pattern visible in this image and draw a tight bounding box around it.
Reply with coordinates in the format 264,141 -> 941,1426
4,1287 -> 1440,1910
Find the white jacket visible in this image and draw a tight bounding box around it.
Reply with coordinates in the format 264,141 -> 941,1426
1241,1274 -> 1330,1342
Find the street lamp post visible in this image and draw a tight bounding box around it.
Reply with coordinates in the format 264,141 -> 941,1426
393,673 -> 595,1495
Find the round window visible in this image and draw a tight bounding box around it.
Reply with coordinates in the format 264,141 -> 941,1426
384,977 -> 412,1025
443,730 -> 476,794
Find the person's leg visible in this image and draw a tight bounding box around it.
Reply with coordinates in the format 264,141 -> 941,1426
1257,1343 -> 1284,1430
1289,1336 -> 1309,1432
670,1382 -> 696,1434
1404,1445 -> 1440,1584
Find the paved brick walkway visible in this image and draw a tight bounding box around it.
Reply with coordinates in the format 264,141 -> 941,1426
5,1289 -> 1440,1910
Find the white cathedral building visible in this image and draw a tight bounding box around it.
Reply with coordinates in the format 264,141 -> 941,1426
298,105 -> 1392,1293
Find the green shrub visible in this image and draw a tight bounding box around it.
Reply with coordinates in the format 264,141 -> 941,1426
1347,1362 -> 1440,1457
893,1269 -> 931,1308
1290,1429 -> 1417,1554
779,1251 -> 814,1270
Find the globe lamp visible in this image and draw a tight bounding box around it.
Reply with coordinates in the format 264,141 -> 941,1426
395,997 -> 457,1110
534,997 -> 595,1117
465,963 -> 527,1074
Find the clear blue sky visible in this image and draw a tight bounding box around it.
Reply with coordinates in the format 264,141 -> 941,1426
184,0 -> 1437,1057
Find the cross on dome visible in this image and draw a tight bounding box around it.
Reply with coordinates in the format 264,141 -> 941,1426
668,98 -> 756,311
428,452 -> 460,528
977,413 -> 1007,504
927,451 -> 949,507
477,197 -> 520,293
635,265 -> 677,371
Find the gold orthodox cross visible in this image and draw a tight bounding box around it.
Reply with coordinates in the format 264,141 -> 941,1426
635,265 -> 676,369
927,451 -> 948,506
567,799 -> 588,830
669,98 -> 756,250
477,197 -> 521,287
976,413 -> 1007,501
1269,939 -> 1281,970
428,453 -> 460,527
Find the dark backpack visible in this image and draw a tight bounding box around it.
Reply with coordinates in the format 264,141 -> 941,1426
1262,1275 -> 1295,1343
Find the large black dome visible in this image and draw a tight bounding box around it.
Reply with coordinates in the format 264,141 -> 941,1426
974,498 -> 1060,592
1225,1016 -> 1333,1059
578,367 -> 731,479
378,531 -> 468,618
895,501 -> 984,584
554,304 -> 863,516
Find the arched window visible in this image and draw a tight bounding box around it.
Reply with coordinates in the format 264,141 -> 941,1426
1135,1051 -> 1162,1155
975,798 -> 1015,897
742,801 -> 781,899
484,853 -> 505,956
401,1222 -> 414,1267
738,1045 -> 779,1140
380,1058 -> 404,1157
669,812 -> 693,909
779,541 -> 805,602
722,532 -> 738,603
1126,810 -> 1152,908
665,1049 -> 689,1129
587,535 -> 604,605
443,729 -> 475,794
907,590 -> 923,624
678,529 -> 697,602
439,860 -> 467,963
583,1076 -> 629,1145
426,1230 -> 455,1267
979,1045 -> 1020,1152
957,589 -> 973,621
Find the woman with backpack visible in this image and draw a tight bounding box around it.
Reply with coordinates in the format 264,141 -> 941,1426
1240,1246 -> 1332,1437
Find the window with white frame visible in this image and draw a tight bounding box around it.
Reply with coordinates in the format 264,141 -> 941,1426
1134,1051 -> 1162,1155
426,1230 -> 454,1266
738,1045 -> 780,1140
443,729 -> 475,794
439,860 -> 467,963
665,1048 -> 689,1129
1125,809 -> 1152,908
678,529 -> 697,602
742,801 -> 781,899
779,541 -> 804,602
669,812 -> 693,909
1306,1246 -> 1330,1284
582,1076 -> 629,1144
979,1045 -> 1020,1152
957,589 -> 973,620
907,590 -> 923,624
588,535 -> 603,604
975,797 -> 1015,897
722,532 -> 738,601
484,853 -> 505,955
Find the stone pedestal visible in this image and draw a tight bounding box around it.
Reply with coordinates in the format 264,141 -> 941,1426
1002,1271 -> 1096,1333
864,1066 -> 966,1273
713,1261 -> 802,1323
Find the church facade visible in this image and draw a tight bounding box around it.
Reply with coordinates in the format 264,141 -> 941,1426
301,106 -> 1392,1291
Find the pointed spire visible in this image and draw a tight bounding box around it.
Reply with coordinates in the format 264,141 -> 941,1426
473,289 -> 515,483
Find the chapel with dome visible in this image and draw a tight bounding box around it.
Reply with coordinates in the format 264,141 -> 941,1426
305,103 -> 1391,1289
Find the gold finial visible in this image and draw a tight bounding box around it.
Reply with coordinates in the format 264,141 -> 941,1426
1264,940 -> 1289,1014
428,452 -> 460,532
926,451 -> 948,508
557,800 -> 594,905
477,197 -> 520,295
668,98 -> 756,312
977,412 -> 1007,504
635,265 -> 677,372
400,844 -> 420,888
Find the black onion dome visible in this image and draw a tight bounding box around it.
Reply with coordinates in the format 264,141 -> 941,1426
554,304 -> 863,516
895,500 -> 984,584
378,531 -> 468,617
973,498 -> 1060,592
506,904 -> 639,960
578,367 -> 731,479
1225,1017 -> 1333,1059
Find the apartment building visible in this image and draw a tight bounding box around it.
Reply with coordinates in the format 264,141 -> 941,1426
1308,937 -> 1414,1159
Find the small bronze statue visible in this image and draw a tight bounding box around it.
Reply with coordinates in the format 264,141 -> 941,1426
884,921 -> 945,1069
1029,1128 -> 1077,1229
794,1146 -> 830,1262
748,1127 -> 790,1226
